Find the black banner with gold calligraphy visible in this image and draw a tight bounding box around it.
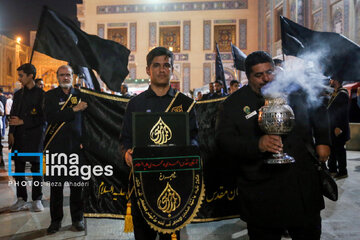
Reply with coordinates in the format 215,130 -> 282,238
81,88 -> 130,218
81,89 -> 240,221
133,146 -> 204,233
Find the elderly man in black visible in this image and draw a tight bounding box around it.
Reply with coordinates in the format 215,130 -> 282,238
9,63 -> 45,212
119,47 -> 197,240
44,65 -> 88,234
216,51 -> 331,240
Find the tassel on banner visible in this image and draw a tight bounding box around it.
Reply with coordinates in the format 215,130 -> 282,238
171,233 -> 177,240
123,202 -> 133,232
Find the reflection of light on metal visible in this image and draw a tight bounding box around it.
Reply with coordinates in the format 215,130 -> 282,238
16,37 -> 22,43
169,47 -> 173,51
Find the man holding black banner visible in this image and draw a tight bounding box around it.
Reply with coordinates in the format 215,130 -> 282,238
216,51 -> 331,239
119,47 -> 197,240
44,65 -> 88,234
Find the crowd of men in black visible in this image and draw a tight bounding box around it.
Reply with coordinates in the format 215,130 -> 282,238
3,46 -> 353,239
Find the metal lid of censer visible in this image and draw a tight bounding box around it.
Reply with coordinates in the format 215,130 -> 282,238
258,97 -> 295,135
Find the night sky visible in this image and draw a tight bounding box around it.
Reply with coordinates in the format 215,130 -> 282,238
0,0 -> 79,45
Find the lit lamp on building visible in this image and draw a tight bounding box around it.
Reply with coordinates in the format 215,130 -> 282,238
16,36 -> 22,44
169,46 -> 173,51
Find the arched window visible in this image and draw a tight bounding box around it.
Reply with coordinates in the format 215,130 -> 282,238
7,58 -> 12,77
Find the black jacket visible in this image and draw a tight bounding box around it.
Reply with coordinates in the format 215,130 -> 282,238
216,85 -> 331,227
44,87 -> 83,154
327,87 -> 350,144
10,86 -> 45,152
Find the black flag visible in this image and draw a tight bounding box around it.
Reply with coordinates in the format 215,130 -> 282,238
280,16 -> 360,82
32,6 -> 130,91
215,43 -> 227,94
231,43 -> 246,71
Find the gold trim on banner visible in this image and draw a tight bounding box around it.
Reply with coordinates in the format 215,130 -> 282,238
44,93 -> 73,137
191,215 -> 241,222
195,97 -> 227,104
84,213 -> 125,218
187,100 -> 196,113
146,176 -> 206,234
83,212 -> 240,222
43,122 -> 66,151
80,88 -> 130,102
165,92 -> 180,112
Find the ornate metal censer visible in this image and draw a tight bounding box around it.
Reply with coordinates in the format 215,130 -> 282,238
258,97 -> 295,164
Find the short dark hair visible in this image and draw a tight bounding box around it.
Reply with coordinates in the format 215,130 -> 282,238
245,51 -> 274,79
230,80 -> 239,86
35,78 -> 43,84
122,84 -> 128,90
214,80 -> 223,86
146,47 -> 174,67
17,63 -> 36,79
0,88 -> 3,93
273,59 -> 283,66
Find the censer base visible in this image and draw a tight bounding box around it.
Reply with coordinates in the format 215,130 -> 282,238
265,153 -> 295,164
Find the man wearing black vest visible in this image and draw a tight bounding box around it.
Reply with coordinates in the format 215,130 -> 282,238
119,47 -> 197,240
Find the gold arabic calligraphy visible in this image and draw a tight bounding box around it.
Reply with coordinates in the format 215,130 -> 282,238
149,117 -> 172,145
159,172 -> 177,181
98,181 -> 126,200
157,182 -> 181,216
206,186 -> 238,202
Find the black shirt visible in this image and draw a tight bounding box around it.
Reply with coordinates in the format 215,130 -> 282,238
10,86 -> 45,152
44,87 -> 83,154
119,86 -> 198,158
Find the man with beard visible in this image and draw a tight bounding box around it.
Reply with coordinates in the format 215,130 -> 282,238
327,77 -> 350,179
44,65 -> 88,234
216,51 -> 330,239
202,82 -> 214,100
208,80 -> 227,99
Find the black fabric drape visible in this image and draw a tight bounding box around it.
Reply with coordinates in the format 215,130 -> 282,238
82,90 -> 240,221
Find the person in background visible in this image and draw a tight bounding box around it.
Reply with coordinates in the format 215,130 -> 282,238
35,78 -> 45,89
74,83 -> 81,89
120,84 -> 131,98
0,88 -> 7,139
196,91 -> 203,101
209,80 -> 227,99
327,77 -> 350,179
273,58 -> 284,67
229,80 -> 240,94
202,82 -> 214,100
